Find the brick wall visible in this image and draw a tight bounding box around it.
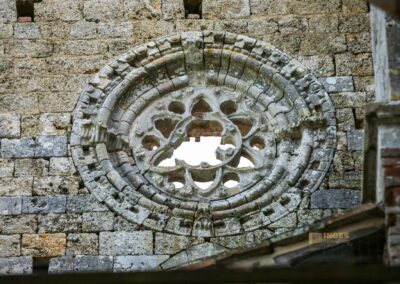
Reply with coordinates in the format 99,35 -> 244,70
0,0 -> 374,274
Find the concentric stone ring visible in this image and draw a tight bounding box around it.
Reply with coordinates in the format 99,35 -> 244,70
71,31 -> 336,238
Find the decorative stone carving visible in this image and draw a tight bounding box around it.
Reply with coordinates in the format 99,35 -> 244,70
71,31 -> 336,237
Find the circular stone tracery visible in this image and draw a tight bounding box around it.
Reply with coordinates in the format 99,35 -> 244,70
71,31 -> 336,238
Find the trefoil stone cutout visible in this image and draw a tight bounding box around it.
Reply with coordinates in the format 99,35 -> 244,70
71,32 -> 337,238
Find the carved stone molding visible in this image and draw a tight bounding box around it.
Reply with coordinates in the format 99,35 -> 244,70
71,31 -> 336,237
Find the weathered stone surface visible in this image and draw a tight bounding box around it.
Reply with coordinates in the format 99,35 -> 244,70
342,0 -> 369,14
99,232 -> 153,256
333,150 -> 355,172
155,233 -> 204,255
347,129 -> 364,151
0,215 -> 37,234
0,0 -> 16,23
49,158 -> 76,176
339,14 -> 370,33
14,23 -> 41,39
328,171 -> 362,189
249,0 -> 289,15
161,0 -> 184,20
308,14 -> 338,33
124,0 -> 161,20
288,0 -> 341,14
330,92 -> 366,109
202,0 -> 250,19
35,136 -> 67,158
22,196 -> 66,214
15,159 -> 49,178
268,213 -> 297,229
278,16 -> 308,33
35,0 -> 83,22
0,197 -> 21,215
0,138 -> 35,158
0,257 -> 32,275
300,33 -> 347,55
66,233 -> 98,256
113,216 -> 141,231
22,233 -> 66,257
379,126 -> 400,149
66,195 -> 108,213
5,40 -> 53,58
38,213 -> 82,233
82,212 -> 114,232
114,255 -> 169,272
33,176 -> 81,195
320,77 -> 354,93
0,235 -> 20,257
83,0 -> 123,22
49,256 -> 113,273
186,242 -> 226,261
38,113 -> 71,136
0,177 -> 32,196
296,55 -> 335,77
335,53 -> 373,76
311,189 -> 361,209
347,32 -> 372,54
0,159 -> 14,178
0,114 -> 20,138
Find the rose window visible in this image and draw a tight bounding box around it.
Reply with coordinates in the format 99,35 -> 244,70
71,32 -> 336,238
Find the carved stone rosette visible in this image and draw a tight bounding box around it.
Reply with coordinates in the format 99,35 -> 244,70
71,31 -> 336,237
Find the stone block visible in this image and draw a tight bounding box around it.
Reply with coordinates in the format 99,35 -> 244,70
347,129 -> 364,151
14,23 -> 41,39
339,14 -> 370,33
66,195 -> 108,213
0,257 -> 32,275
15,159 -> 49,177
300,33 -> 347,55
160,251 -> 188,270
55,40 -> 108,56
320,77 -> 354,93
66,233 -> 98,256
49,158 -> 76,176
0,24 -> 12,38
114,255 -> 169,272
328,171 -> 362,189
0,215 -> 37,234
247,20 -> 279,37
0,197 -> 21,215
0,0 -> 17,23
0,159 -> 14,177
186,242 -> 226,261
335,53 -> 373,76
0,235 -> 20,257
249,0 -> 289,15
347,32 -> 372,54
0,138 -> 35,158
268,212 -> 297,229
99,232 -> 153,255
311,189 -> 361,209
330,92 -> 366,109
0,114 -> 20,138
83,0 -> 123,22
333,150 -> 355,172
308,14 -> 338,33
124,0 -> 161,20
5,40 -> 53,58
288,0 -> 341,14
98,22 -> 133,38
296,55 -> 335,77
0,177 -> 32,196
0,94 -> 39,115
38,92 -> 80,113
155,233 -> 203,255
33,176 -> 80,195
278,16 -> 308,33
342,0 -> 369,14
35,0 -> 83,22
113,216 -> 141,231
22,196 -> 66,214
49,256 -> 113,273
38,113 -> 71,136
38,213 -> 82,233
82,212 -> 114,232
336,108 -> 355,130
35,136 -> 68,158
21,233 -> 66,257
70,21 -> 98,39
202,0 -> 250,19
161,0 -> 184,20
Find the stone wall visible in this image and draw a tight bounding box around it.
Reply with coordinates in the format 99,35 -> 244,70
0,0 -> 374,274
